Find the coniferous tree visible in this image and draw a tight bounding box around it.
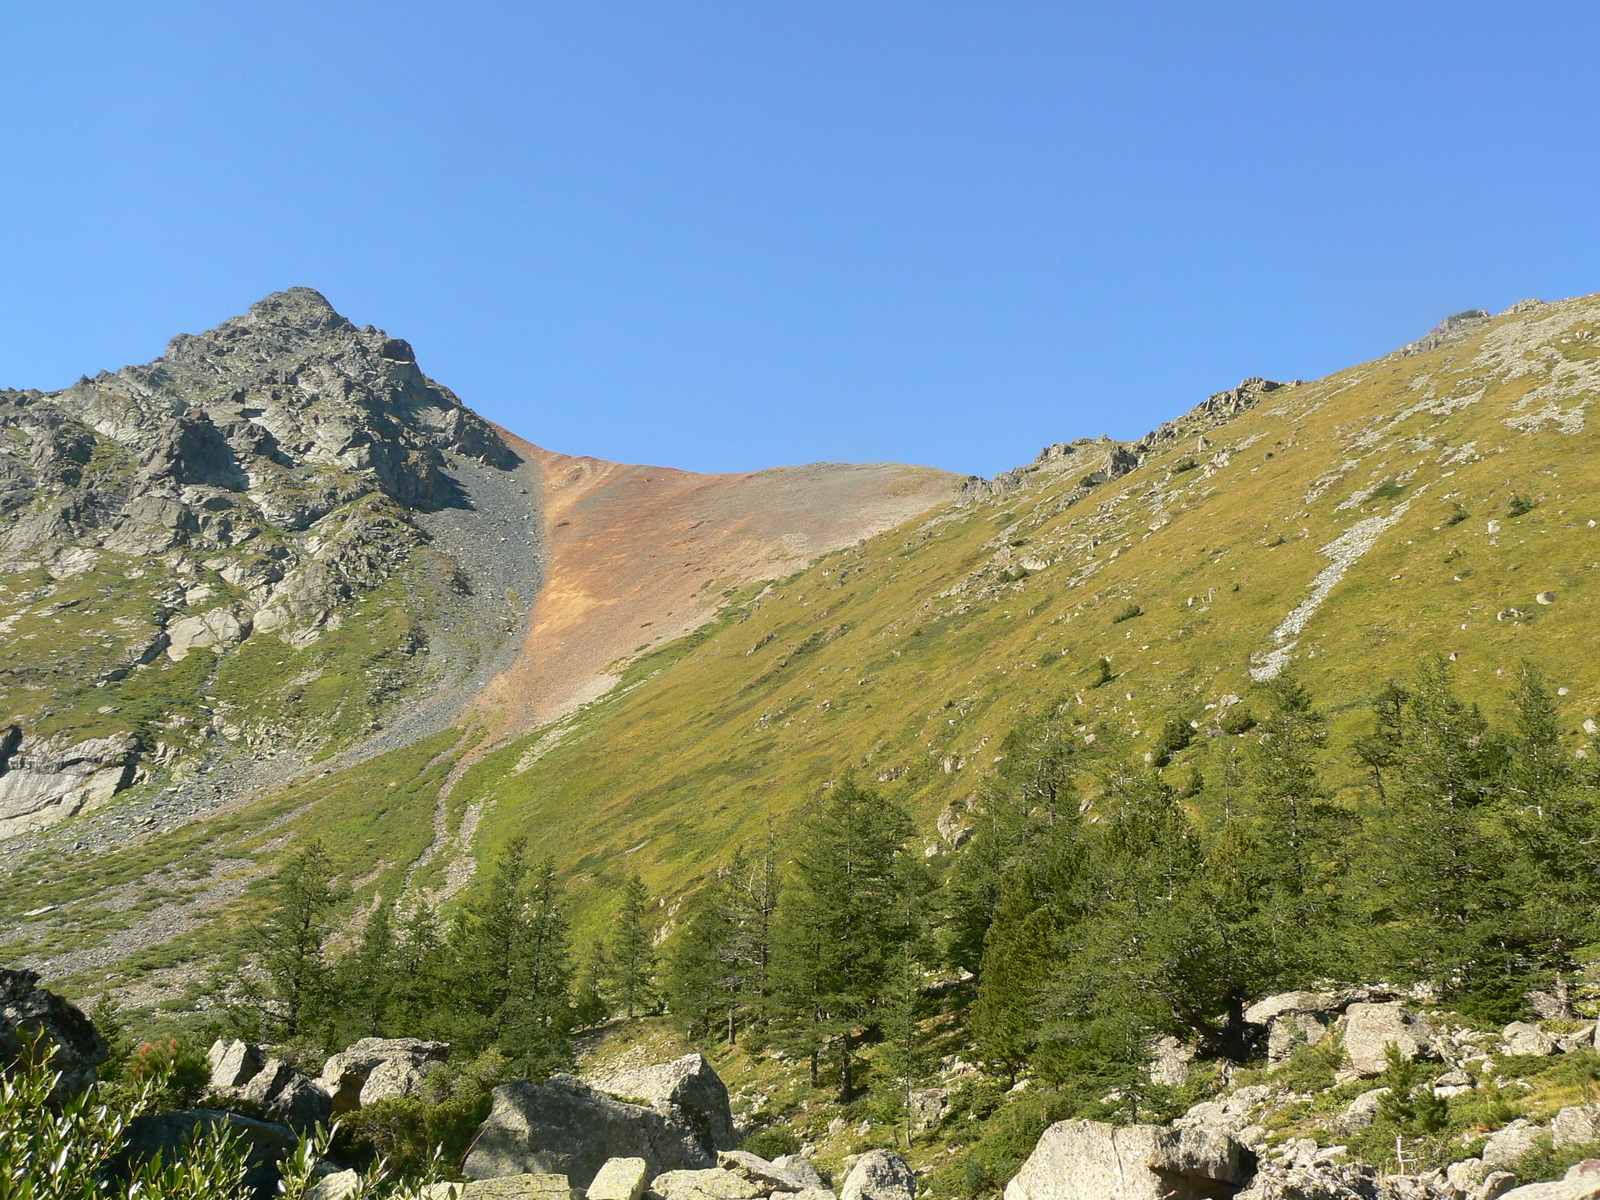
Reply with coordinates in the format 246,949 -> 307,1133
947,707 -> 1080,976
610,875 -> 659,1019
1357,659 -> 1514,1010
499,858 -> 575,1078
388,901 -> 445,1035
249,839 -> 343,1040
334,896 -> 398,1041
769,774 -> 917,1099
875,951 -> 936,1150
572,939 -> 612,1029
667,866 -> 741,1045
1501,663 -> 1600,1008
446,836 -> 534,1049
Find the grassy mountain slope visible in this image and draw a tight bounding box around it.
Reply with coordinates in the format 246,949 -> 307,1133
7,293 -> 1600,1016
453,294 -> 1600,940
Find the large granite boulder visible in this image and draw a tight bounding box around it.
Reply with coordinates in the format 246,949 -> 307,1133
589,1158 -> 652,1200
719,1150 -> 816,1194
1341,1002 -> 1431,1077
650,1168 -> 764,1200
463,1177 -> 576,1200
317,1036 -> 451,1113
585,1053 -> 735,1156
839,1151 -> 915,1200
1004,1120 -> 1250,1200
113,1108 -> 296,1200
464,1073 -> 714,1188
205,1050 -> 332,1131
0,967 -> 107,1098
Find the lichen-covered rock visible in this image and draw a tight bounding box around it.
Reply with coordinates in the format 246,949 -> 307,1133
1555,1107 -> 1600,1149
1483,1120 -> 1548,1169
588,1158 -> 651,1200
839,1152 -> 915,1200
1003,1120 -> 1247,1200
1342,1002 -> 1431,1076
462,1175 -> 576,1200
1500,1159 -> 1600,1199
464,1073 -> 713,1188
585,1052 -> 735,1156
207,1038 -> 264,1090
0,967 -> 106,1098
651,1168 -> 764,1200
1503,1022 -> 1557,1057
1232,1157 -> 1380,1199
718,1150 -> 813,1194
317,1036 -> 450,1112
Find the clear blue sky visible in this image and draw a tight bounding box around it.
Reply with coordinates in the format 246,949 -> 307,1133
4,3 -> 1599,478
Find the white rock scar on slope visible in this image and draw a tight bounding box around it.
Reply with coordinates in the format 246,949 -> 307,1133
1250,498 -> 1415,681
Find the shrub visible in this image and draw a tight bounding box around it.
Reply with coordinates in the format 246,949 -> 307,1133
1150,716 -> 1194,767
1111,603 -> 1143,624
124,1033 -> 211,1110
1220,705 -> 1256,735
1443,504 -> 1468,527
1092,658 -> 1113,688
742,1124 -> 801,1159
1506,492 -> 1535,518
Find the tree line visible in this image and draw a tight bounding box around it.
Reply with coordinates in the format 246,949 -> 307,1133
233,658 -> 1600,1121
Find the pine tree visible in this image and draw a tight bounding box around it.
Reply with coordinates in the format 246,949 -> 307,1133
1357,659 -> 1514,1009
499,858 -> 574,1078
1501,663 -> 1600,1007
334,896 -> 397,1041
249,839 -> 343,1040
388,901 -> 446,1035
768,774 -> 917,1099
875,952 -> 935,1150
572,939 -> 611,1029
667,866 -> 740,1045
446,836 -> 534,1049
610,875 -> 658,1019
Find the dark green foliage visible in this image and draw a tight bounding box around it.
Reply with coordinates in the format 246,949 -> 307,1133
1443,503 -> 1469,526
1150,714 -> 1193,767
1369,479 -> 1406,502
239,839 -> 344,1040
741,1126 -> 801,1159
767,774 -> 921,1098
1110,603 -> 1142,624
610,875 -> 659,1019
1506,491 -> 1535,517
1374,1044 -> 1448,1134
1092,657 -> 1113,687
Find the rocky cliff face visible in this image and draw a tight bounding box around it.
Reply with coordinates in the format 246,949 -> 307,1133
0,289 -> 533,838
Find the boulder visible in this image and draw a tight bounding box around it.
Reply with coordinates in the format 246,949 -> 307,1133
361,1055 -> 441,1106
1341,1002 -> 1431,1076
1555,1107 -> 1600,1149
585,1052 -> 735,1155
1005,1121 -> 1248,1200
773,1157 -> 825,1190
208,1038 -> 265,1090
317,1036 -> 450,1113
1477,1173 -> 1520,1200
1501,1160 -> 1600,1199
1335,1087 -> 1390,1135
114,1109 -> 296,1200
909,1087 -> 952,1132
1176,1084 -> 1272,1138
1558,1026 -> 1598,1054
464,1073 -> 714,1188
790,1191 -> 835,1200
227,1055 -> 332,1131
1266,1012 -> 1332,1066
1149,1036 -> 1195,1086
651,1168 -> 764,1200
1504,1022 -> 1558,1057
1446,1158 -> 1486,1195
589,1158 -> 652,1200
1233,1157 -> 1380,1199
1243,991 -> 1343,1027
308,1170 -> 361,1200
0,968 -> 107,1098
1483,1120 -> 1548,1169
839,1151 -> 915,1200
464,1176 -> 576,1200
719,1150 -> 813,1193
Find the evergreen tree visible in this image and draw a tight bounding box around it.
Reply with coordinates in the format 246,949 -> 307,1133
1501,663 -> 1600,1006
875,952 -> 935,1150
1237,675 -> 1348,979
249,839 -> 343,1040
1357,659 -> 1514,1009
768,774 -> 917,1099
446,836 -> 534,1049
498,858 -> 575,1078
667,866 -> 741,1045
334,896 -> 398,1041
572,939 -> 612,1029
610,875 -> 659,1019
946,707 -> 1080,976
388,901 -> 446,1035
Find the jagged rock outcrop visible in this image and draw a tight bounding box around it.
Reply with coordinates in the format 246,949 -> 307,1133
464,1073 -> 715,1188
0,966 -> 107,1098
203,1039 -> 331,1130
1004,1119 -> 1250,1200
0,729 -> 139,839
